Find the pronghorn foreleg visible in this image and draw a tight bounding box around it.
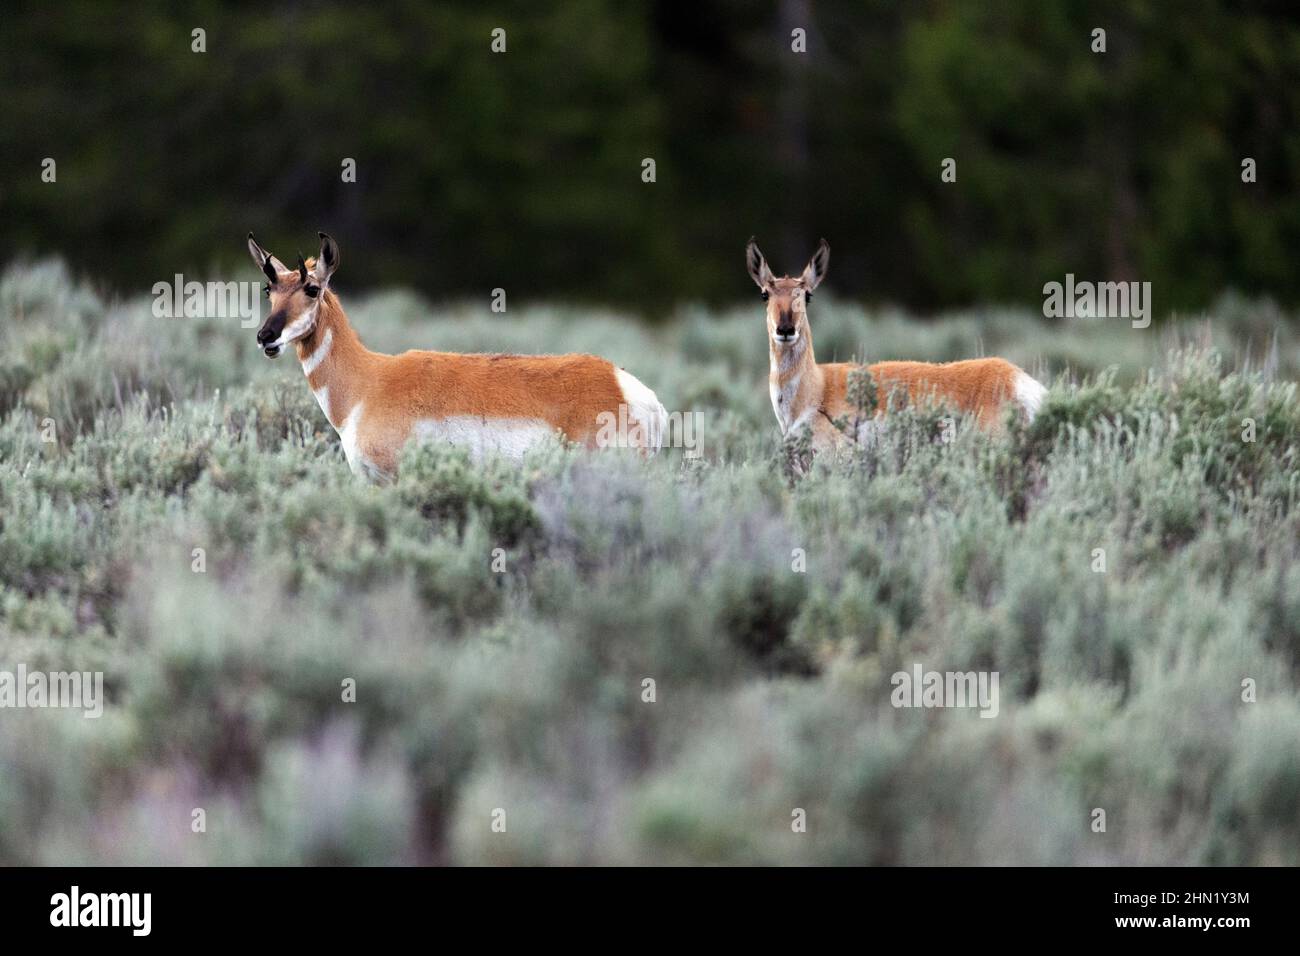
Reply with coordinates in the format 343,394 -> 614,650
811,412 -> 856,455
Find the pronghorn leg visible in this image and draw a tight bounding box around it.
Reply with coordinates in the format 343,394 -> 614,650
811,414 -> 854,455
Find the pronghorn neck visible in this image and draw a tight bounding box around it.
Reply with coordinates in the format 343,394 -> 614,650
768,324 -> 824,435
294,291 -> 372,429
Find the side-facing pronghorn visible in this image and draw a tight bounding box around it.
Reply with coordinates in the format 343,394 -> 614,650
746,238 -> 1046,452
248,232 -> 666,480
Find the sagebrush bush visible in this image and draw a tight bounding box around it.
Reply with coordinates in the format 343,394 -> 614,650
0,260 -> 1297,864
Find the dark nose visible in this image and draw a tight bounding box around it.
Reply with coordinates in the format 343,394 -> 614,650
256,309 -> 286,345
775,309 -> 796,338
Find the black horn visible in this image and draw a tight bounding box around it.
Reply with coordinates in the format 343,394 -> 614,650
297,255 -> 309,284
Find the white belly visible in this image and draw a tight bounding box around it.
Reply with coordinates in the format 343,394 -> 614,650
329,404 -> 559,482
412,416 -> 556,462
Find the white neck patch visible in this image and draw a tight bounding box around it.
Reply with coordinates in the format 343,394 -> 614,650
773,337 -> 806,373
770,371 -> 803,434
311,384 -> 332,426
769,334 -> 814,434
301,326 -> 333,376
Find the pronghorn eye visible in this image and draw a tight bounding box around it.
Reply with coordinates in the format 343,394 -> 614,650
761,290 -> 770,301
304,285 -> 319,298
262,284 -> 271,298
805,291 -> 813,301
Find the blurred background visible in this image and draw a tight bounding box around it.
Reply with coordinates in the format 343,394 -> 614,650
2,0 -> 1299,313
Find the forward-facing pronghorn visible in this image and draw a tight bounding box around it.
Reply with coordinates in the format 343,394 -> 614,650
746,238 -> 1046,452
248,232 -> 666,480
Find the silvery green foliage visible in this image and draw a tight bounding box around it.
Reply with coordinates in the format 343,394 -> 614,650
1,262 -> 1298,864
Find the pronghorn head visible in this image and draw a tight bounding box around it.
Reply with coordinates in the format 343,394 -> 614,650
246,231 -> 340,357
745,238 -> 829,349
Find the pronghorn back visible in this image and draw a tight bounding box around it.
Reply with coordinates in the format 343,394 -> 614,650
341,344 -> 662,476
376,349 -> 628,439
823,357 -> 1045,427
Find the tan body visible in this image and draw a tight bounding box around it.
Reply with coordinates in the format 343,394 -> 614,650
772,351 -> 1041,452
248,234 -> 665,480
750,238 -> 1045,452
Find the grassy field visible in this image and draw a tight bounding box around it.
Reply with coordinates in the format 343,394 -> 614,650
1,259 -> 1298,865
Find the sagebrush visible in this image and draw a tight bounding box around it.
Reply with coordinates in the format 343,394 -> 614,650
1,261 -> 1297,864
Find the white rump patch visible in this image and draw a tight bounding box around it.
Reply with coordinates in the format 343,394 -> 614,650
1014,370 -> 1048,421
412,416 -> 557,462
614,368 -> 668,451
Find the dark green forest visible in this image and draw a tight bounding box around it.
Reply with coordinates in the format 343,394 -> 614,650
2,0 -> 1298,311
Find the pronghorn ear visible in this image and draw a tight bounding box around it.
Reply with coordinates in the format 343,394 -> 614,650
801,239 -> 830,290
746,237 -> 774,290
314,232 -> 339,285
247,233 -> 288,284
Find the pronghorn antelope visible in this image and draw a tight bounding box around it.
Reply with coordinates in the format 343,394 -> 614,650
746,238 -> 1046,452
247,232 -> 666,480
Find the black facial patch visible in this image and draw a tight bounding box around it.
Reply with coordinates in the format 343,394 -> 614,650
257,308 -> 287,344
